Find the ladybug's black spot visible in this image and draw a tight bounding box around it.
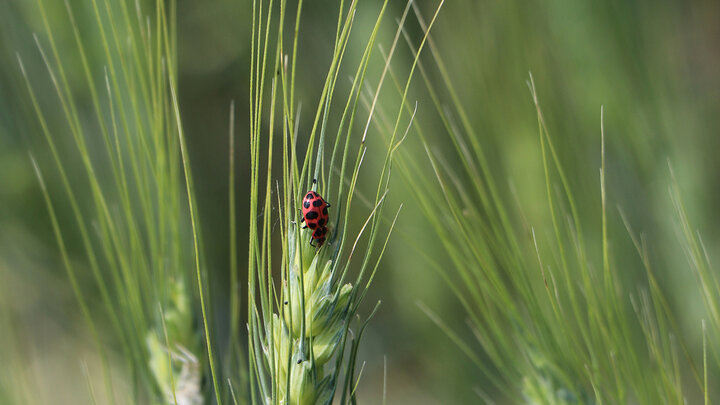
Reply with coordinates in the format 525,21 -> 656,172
312,199 -> 323,207
306,193 -> 313,199
323,207 -> 328,215
303,201 -> 310,209
308,222 -> 317,229
306,211 -> 318,220
318,218 -> 325,226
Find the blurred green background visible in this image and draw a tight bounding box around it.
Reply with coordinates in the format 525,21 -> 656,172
2,0 -> 719,403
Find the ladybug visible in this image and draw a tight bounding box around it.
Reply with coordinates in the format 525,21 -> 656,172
300,188 -> 330,247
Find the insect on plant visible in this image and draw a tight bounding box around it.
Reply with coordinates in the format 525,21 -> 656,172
301,179 -> 331,248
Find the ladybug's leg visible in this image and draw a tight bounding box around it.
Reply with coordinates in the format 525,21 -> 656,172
301,225 -> 307,229
309,238 -> 316,247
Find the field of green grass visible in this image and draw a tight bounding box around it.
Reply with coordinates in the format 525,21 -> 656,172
1,0 -> 720,403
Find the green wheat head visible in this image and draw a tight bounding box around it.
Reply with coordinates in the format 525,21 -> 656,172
382,4 -> 715,402
20,0 -> 209,402
246,0 -> 443,404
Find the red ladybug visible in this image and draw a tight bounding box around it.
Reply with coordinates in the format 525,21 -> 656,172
300,189 -> 330,247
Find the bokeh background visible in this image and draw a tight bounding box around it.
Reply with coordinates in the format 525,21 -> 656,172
2,0 -> 720,403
